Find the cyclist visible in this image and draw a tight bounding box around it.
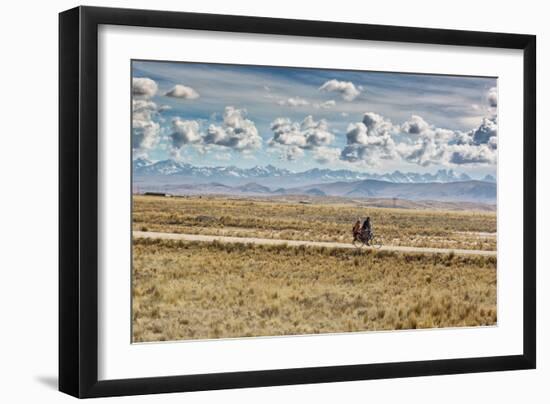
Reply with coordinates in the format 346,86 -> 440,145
361,217 -> 373,245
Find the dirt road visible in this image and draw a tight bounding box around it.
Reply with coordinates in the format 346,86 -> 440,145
133,231 -> 497,257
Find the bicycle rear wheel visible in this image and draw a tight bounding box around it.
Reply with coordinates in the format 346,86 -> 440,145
352,238 -> 365,249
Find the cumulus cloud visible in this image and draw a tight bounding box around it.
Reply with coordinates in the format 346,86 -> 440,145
281,146 -> 305,161
269,115 -> 336,161
398,115 -> 457,165
165,107 -> 262,154
448,143 -> 497,165
487,87 -> 498,108
132,77 -> 158,98
319,79 -> 361,101
446,116 -> 497,164
277,97 -> 309,107
204,107 -> 262,151
313,146 -> 341,164
132,99 -> 157,120
471,116 -> 498,145
398,114 -> 497,166
270,115 -> 334,149
270,118 -> 308,148
340,111 -> 498,167
164,84 -> 200,99
401,115 -> 431,135
300,116 -> 335,148
397,137 -> 447,167
340,113 -> 399,165
362,112 -> 399,137
132,99 -> 160,152
170,118 -> 202,149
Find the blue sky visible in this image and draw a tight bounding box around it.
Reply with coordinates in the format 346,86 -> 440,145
132,60 -> 497,177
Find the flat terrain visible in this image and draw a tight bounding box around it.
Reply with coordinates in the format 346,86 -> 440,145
133,231 -> 497,256
132,238 -> 497,342
133,195 -> 497,251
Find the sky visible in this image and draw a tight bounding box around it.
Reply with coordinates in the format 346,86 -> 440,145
132,60 -> 498,178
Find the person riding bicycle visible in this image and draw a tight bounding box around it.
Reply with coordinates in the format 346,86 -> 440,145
361,217 -> 373,245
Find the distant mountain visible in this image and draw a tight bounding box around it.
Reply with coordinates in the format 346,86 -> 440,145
483,174 -> 496,183
138,178 -> 495,204
287,179 -> 496,203
133,159 -> 477,186
236,182 -> 272,194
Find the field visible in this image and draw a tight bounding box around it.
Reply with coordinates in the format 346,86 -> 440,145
133,195 -> 497,251
132,238 -> 497,342
132,194 -> 497,342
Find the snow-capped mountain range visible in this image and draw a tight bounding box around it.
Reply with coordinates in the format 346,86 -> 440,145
133,158 -> 495,186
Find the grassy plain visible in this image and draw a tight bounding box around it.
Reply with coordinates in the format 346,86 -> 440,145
132,238 -> 497,342
133,195 -> 497,251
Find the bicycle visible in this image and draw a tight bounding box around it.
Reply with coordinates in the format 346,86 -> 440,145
352,231 -> 382,249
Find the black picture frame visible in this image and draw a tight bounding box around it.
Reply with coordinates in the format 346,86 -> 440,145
59,6 -> 536,398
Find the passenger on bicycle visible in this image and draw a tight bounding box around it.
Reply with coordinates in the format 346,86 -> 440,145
352,220 -> 361,241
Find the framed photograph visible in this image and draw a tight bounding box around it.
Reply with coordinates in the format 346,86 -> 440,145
59,6 -> 536,398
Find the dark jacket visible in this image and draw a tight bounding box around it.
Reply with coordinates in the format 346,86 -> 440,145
361,219 -> 371,233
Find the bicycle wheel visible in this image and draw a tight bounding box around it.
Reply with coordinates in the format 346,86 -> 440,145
352,238 -> 365,249
370,235 -> 382,249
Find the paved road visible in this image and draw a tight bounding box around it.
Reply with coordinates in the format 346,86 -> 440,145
133,231 -> 497,257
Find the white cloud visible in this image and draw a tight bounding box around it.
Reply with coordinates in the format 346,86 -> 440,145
204,106 -> 262,151
402,114 -> 455,141
214,152 -> 232,161
132,99 -> 160,153
270,118 -> 307,148
399,114 -> 460,166
270,116 -> 334,149
313,146 -> 341,164
281,146 -> 305,161
163,107 -> 263,154
314,100 -> 337,109
398,114 -> 497,166
340,112 -> 400,165
487,87 -> 498,108
362,112 -> 399,137
470,116 -> 498,145
164,84 -> 200,99
448,143 -> 497,165
277,98 -> 336,109
132,77 -> 158,98
277,97 -> 309,107
401,115 -> 431,135
269,115 -> 336,161
132,99 -> 157,121
170,118 -> 202,148
340,113 -> 399,165
397,137 -> 447,167
446,116 -> 497,165
301,116 -> 335,148
319,79 -> 361,101
133,121 -> 160,152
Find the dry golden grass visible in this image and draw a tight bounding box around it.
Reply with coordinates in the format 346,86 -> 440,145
133,195 -> 497,251
132,238 -> 497,342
